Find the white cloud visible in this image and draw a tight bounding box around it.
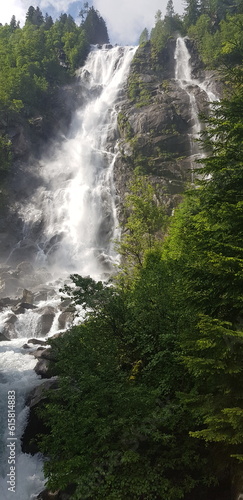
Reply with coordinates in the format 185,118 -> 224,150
0,0 -> 26,25
0,0 -> 73,25
94,0 -> 184,44
0,0 -> 184,44
38,0 -> 76,10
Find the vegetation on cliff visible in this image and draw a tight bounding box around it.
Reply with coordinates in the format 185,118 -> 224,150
38,63 -> 243,498
0,5 -> 108,120
139,0 -> 243,68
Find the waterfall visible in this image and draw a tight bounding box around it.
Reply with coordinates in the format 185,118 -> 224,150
174,37 -> 218,181
17,45 -> 137,279
0,45 -> 136,500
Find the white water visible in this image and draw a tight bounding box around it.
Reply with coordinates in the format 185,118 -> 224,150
0,45 -> 136,499
19,45 -> 136,278
174,37 -> 218,181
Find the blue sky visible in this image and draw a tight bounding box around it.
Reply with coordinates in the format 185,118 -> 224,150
0,0 -> 185,45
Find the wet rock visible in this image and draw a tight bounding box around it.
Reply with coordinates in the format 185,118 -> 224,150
36,490 -> 60,499
32,284 -> 56,299
22,343 -> 31,349
59,298 -> 72,311
20,302 -> 37,309
5,313 -> 18,325
34,358 -> 52,379
114,37 -> 222,214
35,306 -> 55,336
58,311 -> 74,330
0,297 -> 11,308
28,338 -> 48,346
22,288 -> 34,304
12,302 -> 37,314
0,297 -> 21,311
11,304 -> 26,315
0,332 -> 11,341
49,331 -> 65,341
36,485 -> 76,500
31,347 -> 46,359
34,290 -> 48,303
31,347 -> 56,361
22,378 -> 58,455
0,322 -> 17,340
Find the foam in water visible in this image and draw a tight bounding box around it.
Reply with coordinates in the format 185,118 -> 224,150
0,339 -> 45,499
0,45 -> 137,499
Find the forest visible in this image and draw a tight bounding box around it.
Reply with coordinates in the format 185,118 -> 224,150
0,1 -> 243,499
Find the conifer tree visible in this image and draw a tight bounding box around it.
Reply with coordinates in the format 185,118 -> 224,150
139,27 -> 149,45
82,6 -> 109,45
184,0 -> 200,26
25,6 -> 44,26
166,0 -> 175,17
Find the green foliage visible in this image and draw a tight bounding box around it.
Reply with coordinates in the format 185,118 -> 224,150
139,27 -> 149,45
0,4 -> 107,119
117,174 -> 167,273
127,72 -> 152,107
117,112 -> 133,138
25,6 -> 44,27
184,0 -> 200,28
150,8 -> 183,57
187,7 -> 243,67
0,135 -> 12,172
166,0 -> 175,17
39,62 -> 243,498
82,6 -> 109,45
40,255 -> 216,499
164,68 -> 243,466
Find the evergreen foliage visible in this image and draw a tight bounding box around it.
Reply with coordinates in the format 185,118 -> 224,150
0,3 -> 109,192
82,6 -> 109,45
186,0 -> 243,66
139,28 -> 149,45
150,3 -> 183,55
38,38 -> 243,500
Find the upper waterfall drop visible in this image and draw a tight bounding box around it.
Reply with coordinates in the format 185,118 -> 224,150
175,37 -> 201,150
174,37 -> 218,180
175,37 -> 192,82
19,45 -> 137,280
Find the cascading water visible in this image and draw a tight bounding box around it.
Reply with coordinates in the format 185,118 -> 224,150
0,45 -> 137,499
174,37 -> 218,182
18,45 -> 137,278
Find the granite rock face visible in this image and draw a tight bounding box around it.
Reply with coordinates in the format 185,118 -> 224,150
114,38 -> 221,214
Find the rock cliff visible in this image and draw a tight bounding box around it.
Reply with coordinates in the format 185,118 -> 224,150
0,39 -> 222,272
113,38 -> 222,214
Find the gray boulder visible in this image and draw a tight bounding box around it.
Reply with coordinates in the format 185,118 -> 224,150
22,288 -> 34,304
35,306 -> 55,336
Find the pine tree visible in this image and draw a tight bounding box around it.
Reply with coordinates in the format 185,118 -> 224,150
44,13 -> 53,30
184,0 -> 200,26
165,67 -> 243,474
166,0 -> 175,17
25,6 -> 44,26
139,27 -> 149,45
82,7 -> 109,45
